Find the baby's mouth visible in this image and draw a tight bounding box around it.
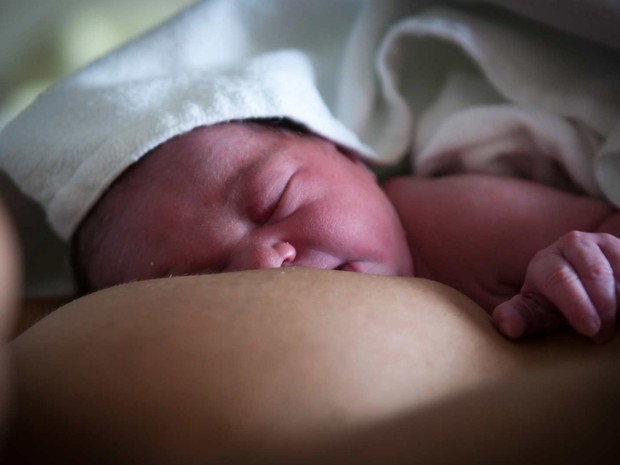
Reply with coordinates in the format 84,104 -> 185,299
291,253 -> 366,274
334,262 -> 362,273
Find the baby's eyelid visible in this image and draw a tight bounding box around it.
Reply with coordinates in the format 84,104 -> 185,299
264,175 -> 295,225
248,176 -> 289,226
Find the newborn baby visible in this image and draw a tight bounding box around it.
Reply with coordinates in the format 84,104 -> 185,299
75,121 -> 620,343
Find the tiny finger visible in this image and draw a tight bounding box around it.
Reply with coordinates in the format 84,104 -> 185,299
492,294 -> 566,339
524,250 -> 601,337
560,232 -> 616,341
594,237 -> 620,342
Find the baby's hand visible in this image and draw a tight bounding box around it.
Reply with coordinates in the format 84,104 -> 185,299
492,231 -> 619,343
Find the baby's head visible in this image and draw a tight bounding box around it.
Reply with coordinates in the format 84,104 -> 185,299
75,121 -> 413,291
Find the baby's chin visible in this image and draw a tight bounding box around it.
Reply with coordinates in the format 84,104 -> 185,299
88,253 -> 165,290
341,259 -> 412,277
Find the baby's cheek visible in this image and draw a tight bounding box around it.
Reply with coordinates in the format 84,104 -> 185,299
88,220 -> 169,288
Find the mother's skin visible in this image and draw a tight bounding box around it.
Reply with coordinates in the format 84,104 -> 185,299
0,199 -> 18,449
5,269 -> 620,464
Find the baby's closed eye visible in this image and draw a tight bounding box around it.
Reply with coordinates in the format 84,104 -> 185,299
246,173 -> 295,225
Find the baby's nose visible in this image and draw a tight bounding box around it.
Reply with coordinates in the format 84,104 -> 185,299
230,240 -> 296,271
272,241 -> 296,266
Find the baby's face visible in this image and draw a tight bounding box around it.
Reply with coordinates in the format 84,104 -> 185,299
81,122 -> 413,289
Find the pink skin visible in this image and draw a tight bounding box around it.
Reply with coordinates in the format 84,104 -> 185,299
383,175 -> 620,343
493,231 -> 620,344
85,122 -> 413,289
84,122 -> 619,342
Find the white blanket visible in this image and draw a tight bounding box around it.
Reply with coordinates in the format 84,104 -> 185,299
1,0 -> 620,294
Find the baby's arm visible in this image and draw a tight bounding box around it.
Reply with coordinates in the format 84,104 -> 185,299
493,213 -> 620,343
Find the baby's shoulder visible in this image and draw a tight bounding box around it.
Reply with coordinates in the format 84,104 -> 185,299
386,173 -> 613,233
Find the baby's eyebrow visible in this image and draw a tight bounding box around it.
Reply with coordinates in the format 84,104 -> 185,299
231,151 -> 278,203
228,161 -> 257,209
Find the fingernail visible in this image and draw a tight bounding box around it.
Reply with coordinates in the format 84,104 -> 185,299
502,319 -> 525,339
493,306 -> 525,339
582,315 -> 601,337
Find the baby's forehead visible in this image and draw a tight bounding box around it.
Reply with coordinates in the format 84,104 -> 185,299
130,121 -> 360,201
136,124 -> 260,177
123,124 -> 286,194
168,122 -> 309,166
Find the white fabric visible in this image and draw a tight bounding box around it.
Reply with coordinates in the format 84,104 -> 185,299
1,0 -> 620,295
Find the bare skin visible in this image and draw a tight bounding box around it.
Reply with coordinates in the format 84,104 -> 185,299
77,122 -> 412,290
0,199 -> 19,449
77,121 -> 620,342
5,269 -> 620,464
384,175 -> 620,342
8,121 -> 620,460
